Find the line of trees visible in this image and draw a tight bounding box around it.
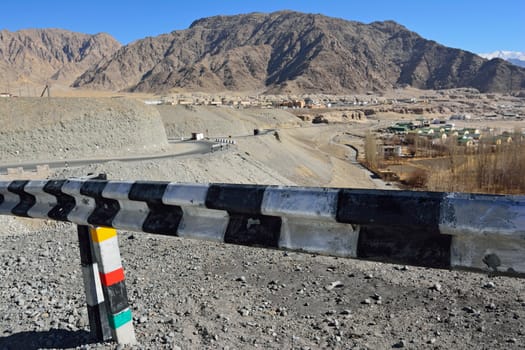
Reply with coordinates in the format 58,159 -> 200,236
363,129 -> 525,194
426,131 -> 525,194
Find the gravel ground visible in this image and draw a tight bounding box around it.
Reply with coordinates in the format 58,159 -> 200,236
0,222 -> 524,350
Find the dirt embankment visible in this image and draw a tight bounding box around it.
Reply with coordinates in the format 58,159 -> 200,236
157,105 -> 304,138
0,97 -> 169,163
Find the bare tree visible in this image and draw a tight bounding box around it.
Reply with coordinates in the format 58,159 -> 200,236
364,131 -> 378,170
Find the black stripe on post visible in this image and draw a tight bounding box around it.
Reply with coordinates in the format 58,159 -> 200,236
44,180 -> 76,221
224,214 -> 282,248
356,225 -> 452,269
80,180 -> 120,227
78,224 -> 95,265
78,224 -> 112,342
87,303 -> 112,342
105,281 -> 129,315
129,182 -> 183,234
205,184 -> 268,215
336,189 -> 445,227
336,189 -> 450,268
8,180 -> 35,217
0,192 -> 4,205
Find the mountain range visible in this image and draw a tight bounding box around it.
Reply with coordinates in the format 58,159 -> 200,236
2,11 -> 525,94
0,29 -> 121,89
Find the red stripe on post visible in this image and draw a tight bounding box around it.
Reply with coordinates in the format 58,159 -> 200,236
99,268 -> 125,287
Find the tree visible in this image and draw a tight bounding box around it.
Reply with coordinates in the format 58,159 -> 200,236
364,131 -> 378,170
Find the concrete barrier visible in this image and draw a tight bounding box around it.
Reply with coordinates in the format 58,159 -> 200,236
214,138 -> 236,145
1,179 -> 523,276
0,178 -> 524,344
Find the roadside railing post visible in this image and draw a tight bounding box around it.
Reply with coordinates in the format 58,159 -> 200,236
77,224 -> 112,341
89,226 -> 136,344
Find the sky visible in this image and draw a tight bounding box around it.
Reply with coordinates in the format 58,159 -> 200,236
1,0 -> 523,54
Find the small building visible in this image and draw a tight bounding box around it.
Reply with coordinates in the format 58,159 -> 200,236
431,133 -> 447,145
458,137 -> 474,147
387,122 -> 414,134
417,127 -> 433,135
464,128 -> 481,135
191,133 -> 204,140
450,114 -> 471,120
177,98 -> 193,105
378,170 -> 400,181
144,100 -> 163,105
304,97 -> 314,107
279,100 -> 305,109
380,145 -> 402,158
414,117 -> 430,127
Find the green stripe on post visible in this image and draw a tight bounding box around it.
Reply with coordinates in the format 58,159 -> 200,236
108,308 -> 133,329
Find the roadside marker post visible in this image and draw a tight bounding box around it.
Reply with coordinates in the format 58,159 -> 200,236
88,226 -> 136,344
78,224 -> 136,345
77,224 -> 112,341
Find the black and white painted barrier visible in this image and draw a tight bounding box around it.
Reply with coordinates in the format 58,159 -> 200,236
215,138 -> 236,145
0,178 -> 524,344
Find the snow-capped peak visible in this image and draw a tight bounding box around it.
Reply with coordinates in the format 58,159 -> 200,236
478,51 -> 525,60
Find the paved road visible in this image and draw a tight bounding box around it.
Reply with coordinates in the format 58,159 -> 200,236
0,127 -> 280,175
0,140 -> 213,174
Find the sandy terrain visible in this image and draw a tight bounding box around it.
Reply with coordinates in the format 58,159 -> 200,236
157,105 -> 305,139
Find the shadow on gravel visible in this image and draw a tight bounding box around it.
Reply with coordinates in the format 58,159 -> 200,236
0,329 -> 94,349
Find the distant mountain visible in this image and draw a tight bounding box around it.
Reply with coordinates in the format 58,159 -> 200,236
0,29 -> 121,89
73,12 -> 525,94
508,59 -> 525,68
3,12 -> 525,95
479,51 -> 525,68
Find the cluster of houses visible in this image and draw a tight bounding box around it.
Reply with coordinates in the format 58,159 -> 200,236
144,94 -> 382,109
384,117 -> 517,150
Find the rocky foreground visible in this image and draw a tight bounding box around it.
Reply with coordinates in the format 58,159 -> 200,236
0,220 -> 523,349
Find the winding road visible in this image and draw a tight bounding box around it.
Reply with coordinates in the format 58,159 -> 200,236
0,140 -> 214,174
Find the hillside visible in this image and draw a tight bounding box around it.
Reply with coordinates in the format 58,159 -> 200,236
73,11 -> 525,94
0,97 -> 168,162
0,29 -> 121,91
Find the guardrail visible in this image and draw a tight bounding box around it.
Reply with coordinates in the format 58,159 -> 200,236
215,138 -> 236,144
0,177 -> 523,345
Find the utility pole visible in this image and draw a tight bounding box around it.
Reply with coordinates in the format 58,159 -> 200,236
40,83 -> 51,97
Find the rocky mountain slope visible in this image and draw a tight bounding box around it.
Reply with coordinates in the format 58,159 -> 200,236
0,29 -> 121,89
73,11 -> 525,93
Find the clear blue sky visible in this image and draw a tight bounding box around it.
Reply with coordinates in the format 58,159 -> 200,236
1,0 -> 523,53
